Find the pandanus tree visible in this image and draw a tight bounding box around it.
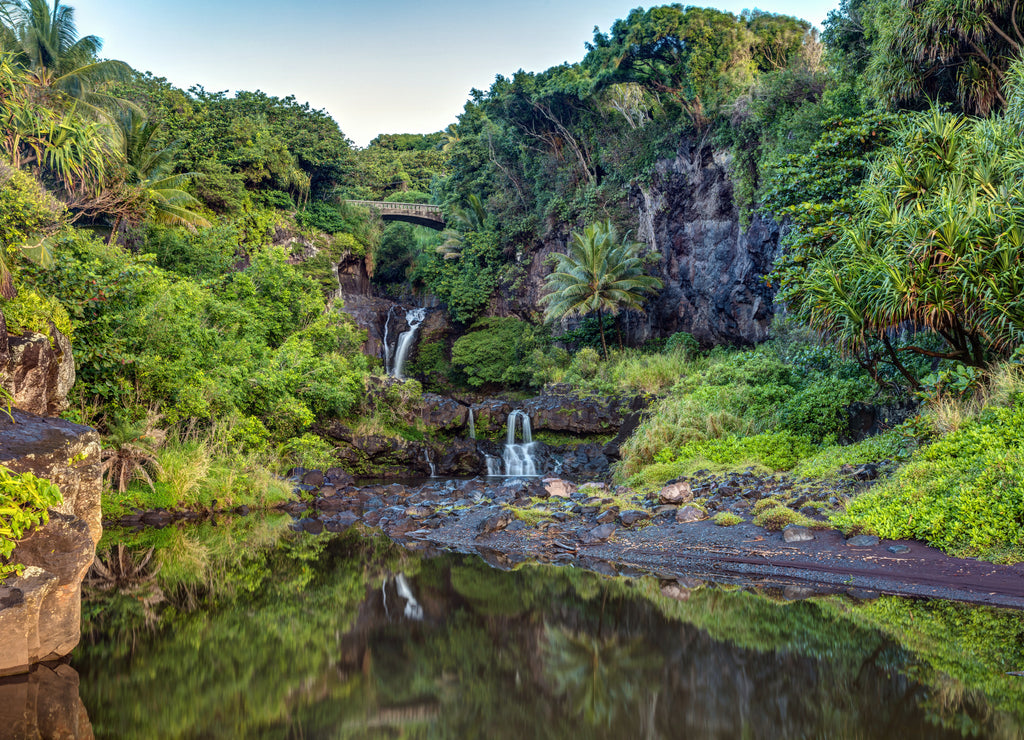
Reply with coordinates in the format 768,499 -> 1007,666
785,58 -> 1024,385
541,220 -> 663,358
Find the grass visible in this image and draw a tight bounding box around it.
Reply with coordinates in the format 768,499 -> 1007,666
753,505 -> 822,531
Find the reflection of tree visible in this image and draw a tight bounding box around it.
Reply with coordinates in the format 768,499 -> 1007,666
542,622 -> 662,729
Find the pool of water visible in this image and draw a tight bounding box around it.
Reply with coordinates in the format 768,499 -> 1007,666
71,516 -> 1024,738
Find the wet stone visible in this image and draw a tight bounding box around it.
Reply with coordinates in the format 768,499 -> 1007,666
618,510 -> 649,527
405,506 -> 433,519
675,505 -> 706,523
783,525 -> 815,543
846,534 -> 880,548
299,518 -> 323,535
478,510 -> 515,535
888,544 -> 911,554
595,508 -> 619,525
582,523 -> 617,543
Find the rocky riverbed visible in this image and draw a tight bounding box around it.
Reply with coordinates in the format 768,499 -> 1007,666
108,466 -> 1024,610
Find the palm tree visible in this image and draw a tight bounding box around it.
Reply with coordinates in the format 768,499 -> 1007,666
0,0 -> 131,113
436,193 -> 486,259
541,220 -> 663,358
108,108 -> 209,241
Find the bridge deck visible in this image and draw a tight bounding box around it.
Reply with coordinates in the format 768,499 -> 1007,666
345,200 -> 445,230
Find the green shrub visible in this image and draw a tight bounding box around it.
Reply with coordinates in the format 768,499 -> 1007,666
665,332 -> 699,355
1,288 -> 73,340
451,317 -> 546,388
834,404 -> 1024,560
0,467 -> 62,582
753,505 -> 819,531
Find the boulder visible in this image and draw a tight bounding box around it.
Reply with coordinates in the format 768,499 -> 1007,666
659,481 -> 693,505
417,393 -> 468,432
543,478 -> 575,499
0,411 -> 102,676
0,316 -> 76,417
676,505 -> 707,523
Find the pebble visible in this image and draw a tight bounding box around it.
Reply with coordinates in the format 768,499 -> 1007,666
782,525 -> 815,543
846,534 -> 880,548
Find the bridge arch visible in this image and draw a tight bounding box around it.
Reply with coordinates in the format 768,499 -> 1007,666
345,200 -> 445,230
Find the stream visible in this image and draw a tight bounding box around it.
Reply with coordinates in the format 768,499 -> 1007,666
65,514 -> 1024,738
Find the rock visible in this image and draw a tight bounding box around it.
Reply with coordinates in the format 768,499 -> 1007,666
543,478 -> 575,499
582,523 -> 617,543
658,481 -> 693,505
299,518 -> 324,535
521,389 -> 627,434
595,507 -> 619,525
675,505 -> 707,523
888,544 -> 911,554
0,321 -> 76,417
782,525 -> 815,543
417,393 -> 468,432
846,534 -> 880,548
477,510 -> 515,535
405,505 -> 432,519
0,663 -> 93,738
0,411 -> 102,676
301,470 -> 324,488
437,438 -> 484,476
624,141 -> 780,346
618,510 -> 649,527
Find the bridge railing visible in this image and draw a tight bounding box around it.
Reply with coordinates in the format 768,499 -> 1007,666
345,200 -> 444,219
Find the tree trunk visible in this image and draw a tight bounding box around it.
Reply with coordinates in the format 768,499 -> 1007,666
597,309 -> 609,360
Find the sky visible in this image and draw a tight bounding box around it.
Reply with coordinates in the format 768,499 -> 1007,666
72,0 -> 840,147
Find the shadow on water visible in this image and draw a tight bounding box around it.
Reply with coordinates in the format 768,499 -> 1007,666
68,516 -> 1024,739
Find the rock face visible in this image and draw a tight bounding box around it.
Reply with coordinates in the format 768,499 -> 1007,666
0,411 -> 102,676
0,313 -> 76,417
627,142 -> 781,346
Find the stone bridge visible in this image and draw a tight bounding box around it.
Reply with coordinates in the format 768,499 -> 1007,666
345,200 -> 445,230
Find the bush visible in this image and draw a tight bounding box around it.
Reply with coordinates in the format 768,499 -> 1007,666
1,288 -> 73,340
834,404 -> 1024,560
451,317 -> 546,388
0,467 -> 62,582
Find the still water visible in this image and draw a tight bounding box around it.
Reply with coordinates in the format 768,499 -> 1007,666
72,515 -> 1024,739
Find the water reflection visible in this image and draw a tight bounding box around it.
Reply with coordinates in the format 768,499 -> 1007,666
72,519 -> 1024,739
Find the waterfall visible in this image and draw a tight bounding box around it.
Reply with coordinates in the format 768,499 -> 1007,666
468,408 -> 476,440
489,409 -> 539,477
423,448 -> 436,477
390,307 -> 426,379
485,455 -> 502,476
395,574 -> 424,621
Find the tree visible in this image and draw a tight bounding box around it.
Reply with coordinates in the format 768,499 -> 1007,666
541,220 -> 662,358
109,108 -> 209,239
436,193 -> 486,259
0,0 -> 131,113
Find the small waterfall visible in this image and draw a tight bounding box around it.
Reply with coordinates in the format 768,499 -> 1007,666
390,307 -> 426,379
395,574 -> 424,621
423,448 -> 436,477
485,455 -> 502,476
468,408 -> 476,440
501,410 -> 540,477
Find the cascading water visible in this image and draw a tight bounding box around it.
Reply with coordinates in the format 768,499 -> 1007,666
468,408 -> 476,440
492,409 -> 539,477
423,448 -> 436,478
390,307 -> 426,379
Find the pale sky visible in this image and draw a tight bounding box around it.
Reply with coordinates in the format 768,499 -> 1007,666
73,1 -> 840,147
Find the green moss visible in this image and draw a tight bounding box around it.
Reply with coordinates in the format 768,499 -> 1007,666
713,512 -> 744,527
